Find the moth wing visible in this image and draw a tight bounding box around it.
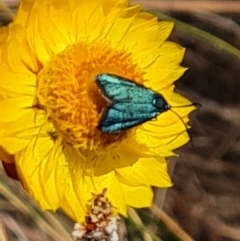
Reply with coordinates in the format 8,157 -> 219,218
96,73 -> 136,101
99,102 -> 159,133
96,73 -> 167,133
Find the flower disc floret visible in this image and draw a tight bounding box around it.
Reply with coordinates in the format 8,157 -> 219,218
37,42 -> 144,151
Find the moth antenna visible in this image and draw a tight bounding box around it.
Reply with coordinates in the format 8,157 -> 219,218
171,102 -> 202,108
168,102 -> 200,147
143,122 -> 187,138
169,108 -> 194,147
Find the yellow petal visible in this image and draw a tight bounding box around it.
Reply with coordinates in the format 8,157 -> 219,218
25,18 -> 56,65
121,19 -> 174,69
0,27 -> 8,43
139,114 -> 188,139
65,148 -> 128,216
104,10 -> 138,48
2,24 -> 39,72
103,0 -> 129,11
60,179 -> 86,223
20,1 -> 71,65
144,42 -> 186,89
0,27 -> 9,61
47,3 -> 79,44
70,169 -> 127,216
135,119 -> 187,156
121,183 -> 153,208
74,0 -> 106,41
169,92 -> 196,116
28,3 -> 70,58
15,136 -> 67,210
116,157 -> 172,188
0,64 -> 36,98
14,0 -> 35,26
122,16 -> 159,67
93,139 -> 147,176
0,96 -> 34,123
165,131 -> 190,151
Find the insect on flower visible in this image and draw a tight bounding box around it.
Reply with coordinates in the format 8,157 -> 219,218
96,74 -> 198,134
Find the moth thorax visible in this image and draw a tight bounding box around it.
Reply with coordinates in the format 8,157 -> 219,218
153,95 -> 169,112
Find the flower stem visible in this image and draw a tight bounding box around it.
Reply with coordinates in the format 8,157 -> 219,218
128,207 -> 163,241
150,205 -> 194,241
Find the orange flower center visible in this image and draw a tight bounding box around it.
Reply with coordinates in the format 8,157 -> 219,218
37,42 -> 144,151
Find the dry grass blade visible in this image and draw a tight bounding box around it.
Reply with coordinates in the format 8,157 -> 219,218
150,205 -> 194,241
128,207 -> 154,241
157,11 -> 240,240
0,184 -> 30,215
219,224 -> 240,241
0,0 -> 14,21
35,218 -> 72,241
2,0 -> 18,7
43,212 -> 73,241
0,220 -> 8,241
0,165 -> 74,241
131,0 -> 240,12
1,215 -> 29,241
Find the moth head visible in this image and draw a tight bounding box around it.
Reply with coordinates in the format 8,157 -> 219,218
153,94 -> 170,113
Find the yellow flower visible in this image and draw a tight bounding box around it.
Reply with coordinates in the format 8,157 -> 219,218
0,0 -> 194,222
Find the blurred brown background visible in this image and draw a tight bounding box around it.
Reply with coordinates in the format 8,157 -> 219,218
137,2 -> 240,241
